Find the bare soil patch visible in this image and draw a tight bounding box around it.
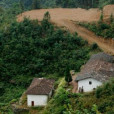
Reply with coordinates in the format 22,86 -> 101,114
17,5 -> 114,55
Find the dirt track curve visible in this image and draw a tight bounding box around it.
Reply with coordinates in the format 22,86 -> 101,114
55,20 -> 114,55
17,5 -> 114,55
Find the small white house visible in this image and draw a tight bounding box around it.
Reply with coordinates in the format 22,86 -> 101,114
76,77 -> 102,92
26,78 -> 55,107
76,52 -> 114,92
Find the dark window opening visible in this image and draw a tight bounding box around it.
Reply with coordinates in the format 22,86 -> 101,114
89,81 -> 92,85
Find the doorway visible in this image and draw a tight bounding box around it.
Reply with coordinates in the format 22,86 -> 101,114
31,101 -> 34,106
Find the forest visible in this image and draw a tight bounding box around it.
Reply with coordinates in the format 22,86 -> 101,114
0,0 -> 114,9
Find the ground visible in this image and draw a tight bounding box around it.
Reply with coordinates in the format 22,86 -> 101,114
71,75 -> 78,93
17,5 -> 114,55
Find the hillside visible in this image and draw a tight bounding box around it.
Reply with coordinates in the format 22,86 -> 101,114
0,1 -> 114,114
17,5 -> 114,55
42,78 -> 114,114
0,18 -> 101,113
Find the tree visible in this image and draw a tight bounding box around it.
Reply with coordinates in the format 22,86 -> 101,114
32,0 -> 40,9
0,7 -> 4,13
19,0 -> 24,14
43,11 -> 51,21
65,66 -> 72,85
110,13 -> 113,23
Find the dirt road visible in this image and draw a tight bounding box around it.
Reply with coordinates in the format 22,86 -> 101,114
70,76 -> 78,93
55,20 -> 114,55
17,5 -> 114,55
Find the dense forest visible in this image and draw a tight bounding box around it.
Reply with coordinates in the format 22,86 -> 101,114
0,0 -> 114,9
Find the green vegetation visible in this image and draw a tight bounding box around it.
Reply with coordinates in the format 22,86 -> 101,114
43,11 -> 51,21
99,0 -> 114,9
65,67 -> 72,85
43,78 -> 114,114
0,16 -> 98,113
0,0 -> 113,113
78,16 -> 114,38
0,0 -> 114,9
32,0 -> 40,9
0,3 -> 22,30
91,43 -> 99,50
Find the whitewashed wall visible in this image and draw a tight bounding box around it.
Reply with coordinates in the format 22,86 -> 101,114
27,95 -> 48,106
78,78 -> 102,92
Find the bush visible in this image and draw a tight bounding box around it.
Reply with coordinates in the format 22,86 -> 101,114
91,43 -> 99,50
78,21 -> 114,39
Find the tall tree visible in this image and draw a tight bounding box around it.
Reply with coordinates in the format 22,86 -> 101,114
20,0 -> 24,13
32,0 -> 40,9
65,66 -> 72,85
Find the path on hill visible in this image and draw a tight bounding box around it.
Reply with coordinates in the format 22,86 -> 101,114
55,20 -> 114,55
17,5 -> 114,55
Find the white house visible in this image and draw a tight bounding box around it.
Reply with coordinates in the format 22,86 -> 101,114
26,78 -> 55,107
77,78 -> 102,92
76,52 -> 114,92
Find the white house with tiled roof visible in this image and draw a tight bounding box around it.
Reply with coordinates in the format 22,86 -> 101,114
76,53 -> 114,92
26,78 -> 55,107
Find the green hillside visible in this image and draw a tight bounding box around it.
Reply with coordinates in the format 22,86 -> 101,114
0,0 -> 114,114
0,15 -> 100,113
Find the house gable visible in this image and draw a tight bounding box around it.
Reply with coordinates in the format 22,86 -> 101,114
78,78 -> 102,92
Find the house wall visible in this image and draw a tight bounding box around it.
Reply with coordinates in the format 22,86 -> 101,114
27,95 -> 48,106
78,78 -> 102,92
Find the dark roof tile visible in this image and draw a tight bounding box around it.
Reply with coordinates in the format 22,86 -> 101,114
76,53 -> 114,82
26,78 -> 55,95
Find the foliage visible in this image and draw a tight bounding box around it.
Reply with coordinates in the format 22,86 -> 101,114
0,18 -> 90,83
43,78 -> 114,114
91,43 -> 99,50
0,0 -> 114,9
0,3 -> 22,31
78,19 -> 114,39
0,18 -> 94,113
98,0 -> 114,9
32,0 -> 40,9
65,66 -> 72,84
43,11 -> 51,21
19,0 -> 24,12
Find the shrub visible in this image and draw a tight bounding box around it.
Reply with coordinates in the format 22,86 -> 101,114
91,43 -> 99,50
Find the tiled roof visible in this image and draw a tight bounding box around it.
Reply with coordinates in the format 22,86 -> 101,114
76,53 -> 114,82
26,78 -> 55,95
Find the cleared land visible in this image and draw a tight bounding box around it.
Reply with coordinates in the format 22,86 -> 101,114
17,5 -> 114,55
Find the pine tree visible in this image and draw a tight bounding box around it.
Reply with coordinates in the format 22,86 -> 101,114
32,0 -> 40,9
65,66 -> 72,85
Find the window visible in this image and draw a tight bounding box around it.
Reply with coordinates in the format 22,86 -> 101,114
89,81 -> 92,85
